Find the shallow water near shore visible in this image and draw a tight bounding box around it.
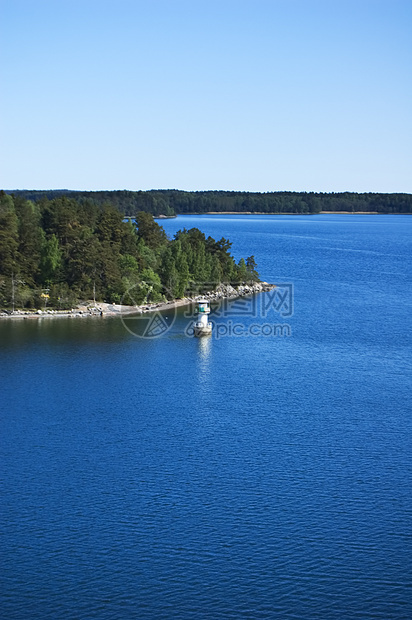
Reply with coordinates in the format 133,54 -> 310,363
1,214 -> 412,619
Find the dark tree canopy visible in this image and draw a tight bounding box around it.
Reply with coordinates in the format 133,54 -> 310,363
4,188 -> 412,215
0,192 -> 259,310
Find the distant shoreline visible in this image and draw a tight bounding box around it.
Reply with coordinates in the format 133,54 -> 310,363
204,211 -> 382,215
125,211 -> 410,217
125,211 -> 412,219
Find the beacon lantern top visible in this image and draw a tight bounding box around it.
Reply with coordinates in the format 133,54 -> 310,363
197,299 -> 210,314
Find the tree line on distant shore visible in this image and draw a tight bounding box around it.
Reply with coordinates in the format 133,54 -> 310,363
0,192 -> 259,310
5,189 -> 412,216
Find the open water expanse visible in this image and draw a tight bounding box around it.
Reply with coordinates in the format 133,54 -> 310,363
1,214 -> 412,619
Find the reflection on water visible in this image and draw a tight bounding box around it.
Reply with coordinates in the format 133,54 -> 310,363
196,335 -> 212,387
197,334 -> 211,362
0,315 -> 130,350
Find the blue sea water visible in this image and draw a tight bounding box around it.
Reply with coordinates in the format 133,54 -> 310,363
1,214 -> 411,619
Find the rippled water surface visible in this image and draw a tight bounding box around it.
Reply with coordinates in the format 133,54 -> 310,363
1,215 -> 411,619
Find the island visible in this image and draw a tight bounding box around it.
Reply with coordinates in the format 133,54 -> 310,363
0,192 -> 272,317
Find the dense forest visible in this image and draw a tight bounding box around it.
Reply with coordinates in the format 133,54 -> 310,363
5,189 -> 412,216
0,192 -> 259,310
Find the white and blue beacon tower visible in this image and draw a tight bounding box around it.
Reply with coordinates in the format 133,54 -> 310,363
194,299 -> 213,336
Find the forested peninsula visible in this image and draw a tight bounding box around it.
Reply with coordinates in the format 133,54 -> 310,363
5,189 -> 412,216
0,192 -> 260,311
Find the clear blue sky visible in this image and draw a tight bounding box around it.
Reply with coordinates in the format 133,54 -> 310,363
1,0 -> 411,193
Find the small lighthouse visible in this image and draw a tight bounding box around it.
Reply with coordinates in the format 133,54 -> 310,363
193,298 -> 213,336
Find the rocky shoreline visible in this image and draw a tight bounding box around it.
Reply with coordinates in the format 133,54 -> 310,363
0,282 -> 275,321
